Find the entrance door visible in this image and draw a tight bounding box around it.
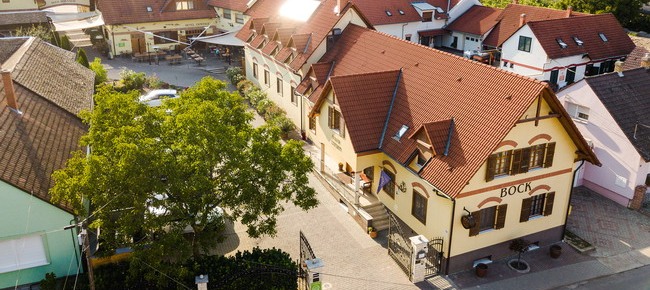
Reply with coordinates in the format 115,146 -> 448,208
131,33 -> 145,53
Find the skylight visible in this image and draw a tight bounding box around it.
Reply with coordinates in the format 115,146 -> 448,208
146,6 -> 153,12
572,36 -> 583,46
279,0 -> 320,22
599,33 -> 608,42
394,125 -> 409,140
398,9 -> 405,15
556,38 -> 567,49
386,10 -> 393,16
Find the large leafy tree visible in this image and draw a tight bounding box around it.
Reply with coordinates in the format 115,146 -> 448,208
51,78 -> 317,263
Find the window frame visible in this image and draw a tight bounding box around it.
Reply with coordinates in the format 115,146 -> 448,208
422,11 -> 433,22
382,169 -> 396,199
486,143 -> 555,181
175,0 -> 194,10
309,116 -> 316,132
235,13 -> 244,24
263,70 -> 270,87
0,234 -> 49,274
520,192 -> 555,222
252,63 -> 258,79
469,204 -> 507,236
518,36 -> 532,52
290,86 -> 297,105
411,190 -> 427,224
223,9 -> 232,19
566,102 -> 590,122
276,78 -> 283,95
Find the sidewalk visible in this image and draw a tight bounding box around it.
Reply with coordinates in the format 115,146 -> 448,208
440,187 -> 650,290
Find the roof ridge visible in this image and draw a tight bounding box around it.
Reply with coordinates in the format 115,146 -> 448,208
526,12 -> 611,25
330,68 -> 401,79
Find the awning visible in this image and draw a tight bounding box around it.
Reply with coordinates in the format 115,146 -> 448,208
418,29 -> 447,37
190,30 -> 244,47
46,11 -> 104,31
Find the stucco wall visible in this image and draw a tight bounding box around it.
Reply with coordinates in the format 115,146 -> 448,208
0,182 -> 80,288
500,25 -> 547,78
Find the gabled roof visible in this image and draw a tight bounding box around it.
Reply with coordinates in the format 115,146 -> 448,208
308,24 -> 597,198
527,14 -> 635,60
584,68 -> 650,161
1,37 -> 94,115
351,0 -> 458,25
446,5 -> 502,36
483,4 -> 587,48
98,0 -> 215,25
408,119 -> 455,155
326,70 -> 399,152
0,11 -> 48,26
207,0 -> 249,12
622,46 -> 649,71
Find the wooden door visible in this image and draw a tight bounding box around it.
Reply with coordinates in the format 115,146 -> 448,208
131,33 -> 145,53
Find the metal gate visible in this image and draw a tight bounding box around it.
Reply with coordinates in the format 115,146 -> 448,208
425,237 -> 444,277
298,230 -> 317,290
388,212 -> 413,279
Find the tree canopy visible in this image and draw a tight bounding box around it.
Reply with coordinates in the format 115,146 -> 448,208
51,77 -> 317,262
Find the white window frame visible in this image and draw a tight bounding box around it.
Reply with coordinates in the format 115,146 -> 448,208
565,102 -> 590,122
0,234 -> 49,273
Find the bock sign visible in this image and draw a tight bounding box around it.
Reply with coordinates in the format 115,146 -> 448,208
500,182 -> 532,198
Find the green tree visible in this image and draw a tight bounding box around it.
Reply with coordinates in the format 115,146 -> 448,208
89,57 -> 108,86
76,48 -> 90,68
13,24 -> 53,43
554,0 -> 647,29
51,77 -> 317,263
60,35 -> 72,50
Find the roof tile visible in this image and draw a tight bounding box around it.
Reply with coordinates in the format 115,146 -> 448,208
98,0 -> 215,25
446,5 -> 502,36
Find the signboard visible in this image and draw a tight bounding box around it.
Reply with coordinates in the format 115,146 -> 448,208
37,0 -> 90,9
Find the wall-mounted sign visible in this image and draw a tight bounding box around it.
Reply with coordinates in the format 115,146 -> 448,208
500,182 -> 531,198
37,0 -> 90,9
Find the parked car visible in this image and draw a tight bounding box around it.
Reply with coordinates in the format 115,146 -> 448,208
139,89 -> 179,107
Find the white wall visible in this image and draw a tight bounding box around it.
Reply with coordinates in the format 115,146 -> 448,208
375,22 -> 420,42
500,25 -> 548,77
557,81 -> 644,206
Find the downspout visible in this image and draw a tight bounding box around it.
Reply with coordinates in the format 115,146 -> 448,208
444,198 -> 456,275
110,26 -> 116,57
378,68 -> 403,149
562,160 -> 584,237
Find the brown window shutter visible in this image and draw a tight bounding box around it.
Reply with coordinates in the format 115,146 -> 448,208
520,197 -> 532,222
469,210 -> 481,236
327,107 -> 333,128
543,192 -> 555,216
495,204 -> 507,229
520,147 -> 531,173
486,154 -> 497,181
340,116 -> 345,137
511,149 -> 522,175
544,142 -> 556,168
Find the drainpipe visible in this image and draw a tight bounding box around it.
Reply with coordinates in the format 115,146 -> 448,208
401,23 -> 407,39
444,198 -> 456,275
562,160 -> 584,238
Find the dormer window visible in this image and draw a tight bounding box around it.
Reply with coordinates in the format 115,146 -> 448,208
573,36 -> 583,46
422,11 -> 433,22
398,9 -> 405,15
599,33 -> 608,42
394,125 -> 409,140
146,6 -> 153,12
176,1 -> 194,10
556,38 -> 567,49
386,10 -> 393,16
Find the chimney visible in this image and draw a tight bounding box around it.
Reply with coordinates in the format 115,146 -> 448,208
566,6 -> 572,18
614,59 -> 625,77
1,69 -> 19,111
519,14 -> 527,27
641,53 -> 650,70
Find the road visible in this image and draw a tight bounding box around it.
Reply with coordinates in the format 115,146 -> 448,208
555,265 -> 650,290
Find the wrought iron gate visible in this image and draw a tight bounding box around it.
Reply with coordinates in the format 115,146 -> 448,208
425,237 -> 444,277
388,212 -> 413,279
298,230 -> 317,290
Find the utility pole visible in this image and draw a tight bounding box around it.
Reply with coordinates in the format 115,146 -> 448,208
81,226 -> 96,290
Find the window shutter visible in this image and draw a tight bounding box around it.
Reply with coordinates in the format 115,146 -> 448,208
543,142 -> 556,168
327,107 -> 333,128
340,115 -> 345,137
495,204 -> 507,229
543,192 -> 555,216
520,197 -> 532,222
520,148 -> 531,173
486,154 -> 497,181
469,210 -> 481,236
511,149 -> 522,175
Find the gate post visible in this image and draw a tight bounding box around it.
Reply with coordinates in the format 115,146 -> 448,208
409,235 -> 429,282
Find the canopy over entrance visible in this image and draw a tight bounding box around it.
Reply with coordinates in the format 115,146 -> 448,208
46,11 -> 104,31
190,30 -> 244,47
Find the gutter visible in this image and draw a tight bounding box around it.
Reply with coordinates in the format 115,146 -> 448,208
562,160 -> 584,237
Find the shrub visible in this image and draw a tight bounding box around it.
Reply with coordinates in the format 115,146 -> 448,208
60,35 -> 72,51
225,67 -> 243,85
39,272 -> 57,290
236,79 -> 254,95
269,115 -> 296,136
76,48 -> 90,68
264,103 -> 285,120
118,69 -> 147,92
89,57 -> 108,87
256,98 -> 272,115
247,89 -> 266,107
146,74 -> 164,89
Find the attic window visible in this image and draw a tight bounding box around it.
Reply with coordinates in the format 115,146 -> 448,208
398,9 -> 405,15
599,33 -> 608,42
386,10 -> 392,16
556,38 -> 567,49
394,125 -> 409,140
146,6 -> 153,12
573,36 -> 583,46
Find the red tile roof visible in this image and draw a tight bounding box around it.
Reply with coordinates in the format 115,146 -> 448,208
207,0 -> 248,12
446,5 -> 502,36
351,0 -> 459,25
308,24 -> 597,197
483,4 -> 588,48
327,70 -> 400,152
527,14 -> 635,61
409,119 -> 454,156
98,0 -> 215,25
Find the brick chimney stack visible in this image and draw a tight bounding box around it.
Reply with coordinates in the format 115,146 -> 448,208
519,14 -> 527,27
1,69 -> 19,111
641,53 -> 650,70
566,6 -> 573,18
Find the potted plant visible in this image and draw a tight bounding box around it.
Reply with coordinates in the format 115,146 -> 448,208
550,244 -> 562,259
367,226 -> 377,238
338,162 -> 344,172
508,238 -> 530,273
475,263 -> 488,277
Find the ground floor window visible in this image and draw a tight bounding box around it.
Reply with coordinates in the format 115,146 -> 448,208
469,204 -> 507,236
0,234 -> 48,273
411,190 -> 427,224
520,192 -> 555,222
